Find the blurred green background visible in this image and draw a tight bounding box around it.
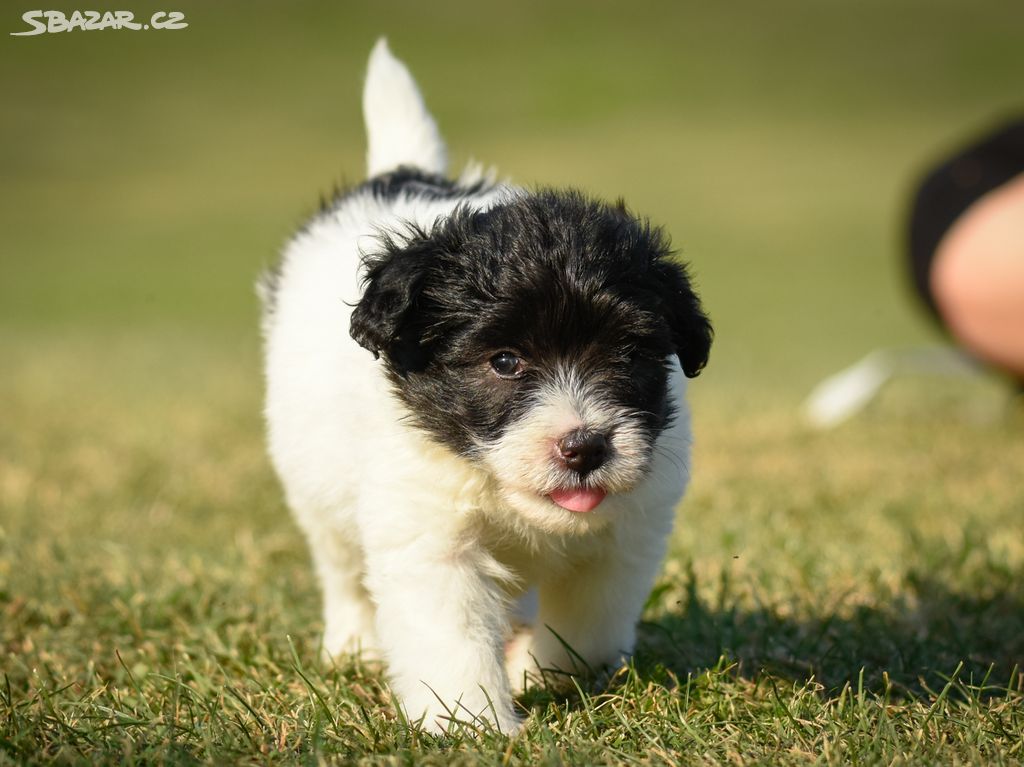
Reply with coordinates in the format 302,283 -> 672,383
3,0 -> 1022,396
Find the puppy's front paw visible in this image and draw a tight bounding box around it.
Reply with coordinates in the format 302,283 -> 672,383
505,628 -> 541,695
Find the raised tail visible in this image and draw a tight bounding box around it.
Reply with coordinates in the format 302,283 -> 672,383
363,38 -> 448,178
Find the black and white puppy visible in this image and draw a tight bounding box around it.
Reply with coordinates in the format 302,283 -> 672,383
261,39 -> 711,733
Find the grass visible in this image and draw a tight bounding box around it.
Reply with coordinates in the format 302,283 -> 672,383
2,1 -> 1024,763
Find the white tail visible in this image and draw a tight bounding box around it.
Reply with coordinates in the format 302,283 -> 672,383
363,38 -> 448,178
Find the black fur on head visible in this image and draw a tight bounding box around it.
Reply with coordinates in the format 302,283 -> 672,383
350,188 -> 712,456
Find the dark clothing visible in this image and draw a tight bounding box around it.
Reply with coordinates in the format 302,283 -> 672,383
908,118 -> 1024,319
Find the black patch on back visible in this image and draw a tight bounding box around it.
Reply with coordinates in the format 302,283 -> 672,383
320,166 -> 497,216
359,166 -> 496,203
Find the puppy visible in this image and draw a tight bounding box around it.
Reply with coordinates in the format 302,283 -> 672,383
260,39 -> 711,733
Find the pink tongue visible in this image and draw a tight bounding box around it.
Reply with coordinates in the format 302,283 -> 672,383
548,487 -> 607,513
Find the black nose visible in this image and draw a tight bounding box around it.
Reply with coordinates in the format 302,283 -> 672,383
557,430 -> 608,475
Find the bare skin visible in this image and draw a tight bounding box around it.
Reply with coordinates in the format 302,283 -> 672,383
931,172 -> 1024,380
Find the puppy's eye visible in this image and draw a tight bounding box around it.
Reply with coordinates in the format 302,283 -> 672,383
489,351 -> 526,379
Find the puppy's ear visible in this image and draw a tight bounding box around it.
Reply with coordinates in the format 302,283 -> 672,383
651,258 -> 713,377
350,238 -> 436,372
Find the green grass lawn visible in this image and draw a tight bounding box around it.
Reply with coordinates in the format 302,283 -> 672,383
2,2 -> 1024,763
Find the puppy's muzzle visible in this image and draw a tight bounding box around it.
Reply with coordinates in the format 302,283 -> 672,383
556,429 -> 608,477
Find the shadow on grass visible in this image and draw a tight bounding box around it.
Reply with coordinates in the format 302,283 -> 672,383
633,564 -> 1024,699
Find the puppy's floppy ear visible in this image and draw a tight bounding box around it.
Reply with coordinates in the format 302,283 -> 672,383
651,257 -> 713,377
350,237 -> 437,372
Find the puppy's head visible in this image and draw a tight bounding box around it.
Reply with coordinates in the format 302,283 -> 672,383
351,190 -> 711,533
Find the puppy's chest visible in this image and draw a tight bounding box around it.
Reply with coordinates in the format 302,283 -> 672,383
483,525 -> 615,587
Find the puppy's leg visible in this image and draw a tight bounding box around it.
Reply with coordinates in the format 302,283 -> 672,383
505,588 -> 538,694
365,543 -> 520,734
528,526 -> 669,682
306,528 -> 378,661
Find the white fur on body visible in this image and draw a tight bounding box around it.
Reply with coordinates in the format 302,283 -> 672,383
263,39 -> 693,733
